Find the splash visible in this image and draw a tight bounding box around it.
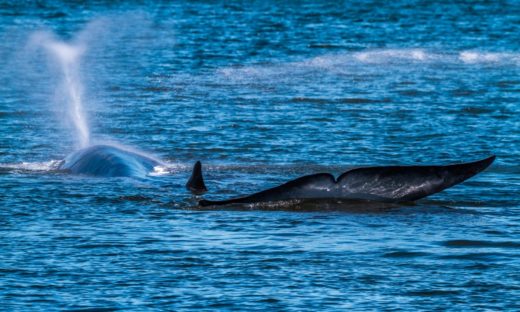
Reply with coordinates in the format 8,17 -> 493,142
32,32 -> 90,148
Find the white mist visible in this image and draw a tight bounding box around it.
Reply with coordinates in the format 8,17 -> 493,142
32,32 -> 90,149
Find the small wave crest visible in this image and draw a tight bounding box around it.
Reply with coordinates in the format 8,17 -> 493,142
217,49 -> 520,81
353,48 -> 430,63
0,160 -> 62,173
149,163 -> 188,176
458,51 -> 520,64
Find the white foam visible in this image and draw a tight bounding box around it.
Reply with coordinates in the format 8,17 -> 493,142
150,165 -> 169,176
217,49 -> 520,81
411,49 -> 427,60
458,51 -> 519,64
354,49 -> 429,63
1,160 -> 62,172
149,163 -> 187,176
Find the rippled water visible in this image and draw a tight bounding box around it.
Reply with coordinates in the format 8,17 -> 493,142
1,1 -> 519,310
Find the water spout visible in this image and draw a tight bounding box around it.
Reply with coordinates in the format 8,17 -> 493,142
34,33 -> 90,148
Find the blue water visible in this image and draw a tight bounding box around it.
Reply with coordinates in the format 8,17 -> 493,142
1,1 -> 520,310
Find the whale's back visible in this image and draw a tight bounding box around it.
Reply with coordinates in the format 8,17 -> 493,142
60,145 -> 160,177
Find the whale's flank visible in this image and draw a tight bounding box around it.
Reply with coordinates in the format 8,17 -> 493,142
199,156 -> 495,207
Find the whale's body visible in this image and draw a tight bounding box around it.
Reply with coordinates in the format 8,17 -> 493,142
199,156 -> 495,206
59,145 -> 161,177
58,145 -> 495,205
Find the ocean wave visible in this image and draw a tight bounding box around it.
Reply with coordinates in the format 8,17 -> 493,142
0,160 -> 62,173
353,48 -> 432,63
217,49 -> 520,80
458,51 -> 520,64
441,239 -> 520,248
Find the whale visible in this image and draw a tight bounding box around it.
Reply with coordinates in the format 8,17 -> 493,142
199,156 -> 495,207
186,161 -> 207,194
59,145 -> 209,193
59,144 -> 162,178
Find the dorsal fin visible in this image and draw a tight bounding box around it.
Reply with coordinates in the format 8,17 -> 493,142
186,161 -> 207,194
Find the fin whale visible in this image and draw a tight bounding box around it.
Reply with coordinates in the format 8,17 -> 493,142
199,156 -> 495,207
186,161 -> 207,194
59,144 -> 161,177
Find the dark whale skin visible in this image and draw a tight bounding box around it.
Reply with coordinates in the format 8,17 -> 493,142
200,156 -> 495,206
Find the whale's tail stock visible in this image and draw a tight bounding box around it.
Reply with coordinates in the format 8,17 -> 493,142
186,161 -> 208,195
198,155 -> 496,207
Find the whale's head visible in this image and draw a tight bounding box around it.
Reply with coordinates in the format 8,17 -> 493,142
59,145 -> 161,178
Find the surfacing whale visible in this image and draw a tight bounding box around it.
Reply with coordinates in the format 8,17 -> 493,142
199,156 -> 495,207
59,144 -> 161,177
186,161 -> 207,194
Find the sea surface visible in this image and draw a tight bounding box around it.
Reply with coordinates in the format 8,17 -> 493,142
1,1 -> 519,311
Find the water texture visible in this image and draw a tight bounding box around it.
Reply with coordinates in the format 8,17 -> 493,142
1,1 -> 519,311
